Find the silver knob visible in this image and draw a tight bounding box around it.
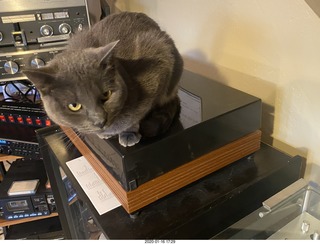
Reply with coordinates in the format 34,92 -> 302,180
4,61 -> 19,74
59,23 -> 71,34
0,32 -> 3,42
30,58 -> 45,68
40,25 -> 53,36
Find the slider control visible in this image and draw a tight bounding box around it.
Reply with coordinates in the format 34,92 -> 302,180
12,23 -> 27,47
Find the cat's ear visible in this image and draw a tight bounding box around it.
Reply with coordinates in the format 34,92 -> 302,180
99,40 -> 120,65
23,67 -> 56,95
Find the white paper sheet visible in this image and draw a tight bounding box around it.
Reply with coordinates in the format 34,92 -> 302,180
66,156 -> 121,215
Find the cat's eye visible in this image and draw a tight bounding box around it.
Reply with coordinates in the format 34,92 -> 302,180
68,103 -> 82,112
102,90 -> 112,102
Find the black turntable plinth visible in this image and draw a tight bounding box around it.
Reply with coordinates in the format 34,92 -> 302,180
62,70 -> 262,213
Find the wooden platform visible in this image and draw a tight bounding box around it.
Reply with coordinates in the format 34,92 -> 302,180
63,127 -> 261,214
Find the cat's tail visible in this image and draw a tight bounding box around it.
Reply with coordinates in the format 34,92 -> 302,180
139,96 -> 181,138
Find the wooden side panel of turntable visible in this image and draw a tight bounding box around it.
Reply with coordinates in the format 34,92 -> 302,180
62,126 -> 261,214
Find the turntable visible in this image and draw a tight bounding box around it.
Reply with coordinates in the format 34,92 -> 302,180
58,70 -> 262,214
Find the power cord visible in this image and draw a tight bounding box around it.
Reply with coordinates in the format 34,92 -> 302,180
0,80 -> 39,104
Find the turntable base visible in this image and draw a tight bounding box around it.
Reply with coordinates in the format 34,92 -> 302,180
62,127 -> 261,213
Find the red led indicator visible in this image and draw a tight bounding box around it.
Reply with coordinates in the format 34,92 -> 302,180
35,119 -> 42,126
45,120 -> 51,126
17,117 -> 24,124
8,116 -> 14,123
26,117 -> 33,125
0,115 -> 5,122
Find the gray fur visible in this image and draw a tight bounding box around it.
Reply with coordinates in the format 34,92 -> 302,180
23,12 -> 183,147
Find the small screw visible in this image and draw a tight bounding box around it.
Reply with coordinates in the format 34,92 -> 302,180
301,220 -> 310,233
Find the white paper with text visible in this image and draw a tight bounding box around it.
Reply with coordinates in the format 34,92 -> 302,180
66,156 -> 121,215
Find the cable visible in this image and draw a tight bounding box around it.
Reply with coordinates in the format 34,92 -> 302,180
5,161 -> 12,165
0,80 -> 39,104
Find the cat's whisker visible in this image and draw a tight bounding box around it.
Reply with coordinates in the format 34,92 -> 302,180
60,127 -> 79,149
37,129 -> 70,152
37,126 -> 96,155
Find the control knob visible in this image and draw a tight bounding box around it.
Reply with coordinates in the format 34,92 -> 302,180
30,58 -> 45,69
40,25 -> 53,36
0,32 -> 3,42
4,61 -> 19,74
59,23 -> 72,34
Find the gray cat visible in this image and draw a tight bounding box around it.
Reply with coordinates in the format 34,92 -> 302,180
24,12 -> 183,147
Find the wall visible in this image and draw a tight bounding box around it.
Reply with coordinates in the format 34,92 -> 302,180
107,0 -> 320,183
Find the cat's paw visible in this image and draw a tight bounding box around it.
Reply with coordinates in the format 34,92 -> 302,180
119,132 -> 141,147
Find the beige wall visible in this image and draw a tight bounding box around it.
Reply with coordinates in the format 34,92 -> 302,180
108,0 -> 320,183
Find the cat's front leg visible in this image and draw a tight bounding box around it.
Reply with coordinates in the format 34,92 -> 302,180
119,124 -> 141,147
96,132 -> 115,140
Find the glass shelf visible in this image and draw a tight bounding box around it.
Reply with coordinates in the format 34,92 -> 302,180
214,180 -> 320,240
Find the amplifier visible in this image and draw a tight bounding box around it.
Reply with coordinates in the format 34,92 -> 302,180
0,123 -> 41,159
0,158 -> 56,220
0,0 -> 91,82
0,46 -> 64,82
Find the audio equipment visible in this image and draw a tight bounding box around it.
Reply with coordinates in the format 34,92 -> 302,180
0,158 -> 55,220
0,1 -> 93,158
0,101 -> 52,127
0,0 -> 91,82
0,46 -> 64,82
0,123 -> 40,159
